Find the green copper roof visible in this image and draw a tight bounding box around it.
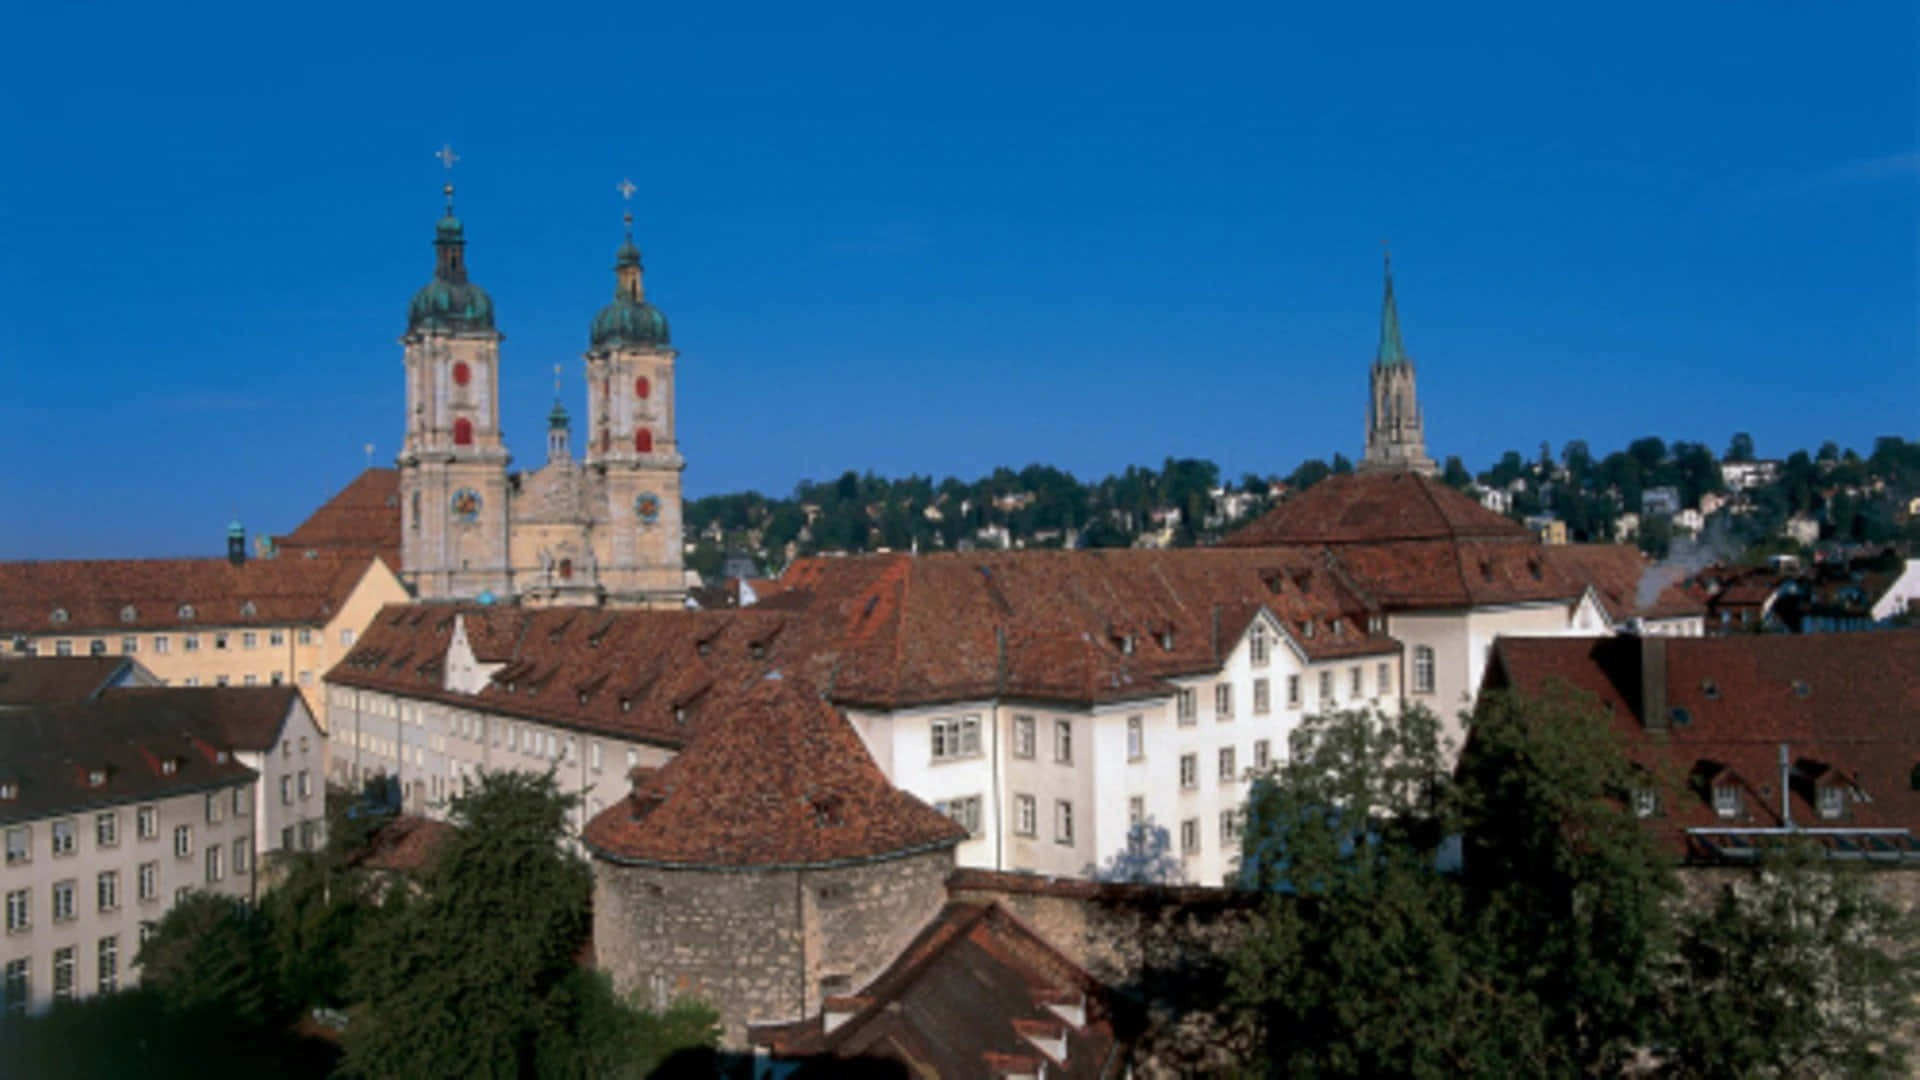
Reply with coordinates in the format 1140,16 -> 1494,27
409,213 -> 496,335
590,235 -> 669,348
1376,257 -> 1408,368
548,399 -> 570,429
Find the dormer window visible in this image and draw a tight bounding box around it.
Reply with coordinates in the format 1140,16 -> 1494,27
240,601 -> 257,618
1791,680 -> 1811,699
1632,788 -> 1657,818
673,707 -> 687,725
50,608 -> 68,625
87,770 -> 107,788
0,782 -> 15,800
1248,626 -> 1268,666
215,750 -> 230,764
1817,785 -> 1844,820
1331,620 -> 1344,638
1712,783 -> 1740,818
1119,634 -> 1135,656
178,604 -> 195,621
697,642 -> 711,658
749,643 -> 767,660
618,697 -> 632,713
1701,680 -> 1719,700
578,691 -> 590,705
1159,630 -> 1175,651
161,758 -> 179,776
1367,615 -> 1384,635
119,605 -> 137,624
1302,621 -> 1315,639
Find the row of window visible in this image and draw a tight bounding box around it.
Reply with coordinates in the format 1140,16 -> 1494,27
4,842 -> 247,935
2,935 -> 124,1014
5,791 -> 249,866
1010,794 -> 1075,845
38,627 -> 336,657
1175,742 -> 1273,789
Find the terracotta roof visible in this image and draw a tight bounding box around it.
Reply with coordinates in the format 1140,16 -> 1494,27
581,676 -> 967,868
0,657 -> 140,708
751,901 -> 1129,1077
0,553 -> 381,635
100,686 -> 302,752
1221,471 -> 1529,546
0,695 -> 260,825
351,814 -> 453,874
1539,544 -> 1706,622
1485,632 -> 1920,859
274,468 -> 402,569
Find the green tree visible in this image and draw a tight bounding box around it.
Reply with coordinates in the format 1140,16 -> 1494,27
1726,431 -> 1755,462
1441,455 -> 1473,491
137,891 -> 290,1030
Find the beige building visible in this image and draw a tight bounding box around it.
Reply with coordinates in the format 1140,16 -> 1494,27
0,547 -> 407,721
393,181 -> 685,608
2,691 -> 261,1015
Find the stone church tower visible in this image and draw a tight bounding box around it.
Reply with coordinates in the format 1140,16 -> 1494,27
1360,254 -> 1438,476
397,182 -> 514,600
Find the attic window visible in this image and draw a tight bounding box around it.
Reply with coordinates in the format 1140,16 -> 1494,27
749,643 -> 766,660
578,691 -> 590,705
1119,634 -> 1135,656
1302,621 -> 1315,639
619,697 -> 632,713
1701,680 -> 1719,700
50,608 -> 68,625
1632,788 -> 1657,818
215,750 -> 230,764
1331,620 -> 1344,638
1367,615 -> 1384,635
87,769 -> 107,788
161,758 -> 179,776
1817,785 -> 1844,820
1669,707 -> 1692,728
178,604 -> 195,621
673,706 -> 687,725
1527,559 -> 1543,581
1791,680 -> 1810,698
1159,630 -> 1175,651
1479,560 -> 1494,582
119,605 -> 137,624
0,782 -> 15,800
697,642 -> 711,658
240,601 -> 257,618
1712,783 -> 1740,818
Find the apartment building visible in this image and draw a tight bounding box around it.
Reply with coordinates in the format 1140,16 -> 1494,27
1,695 -> 259,1015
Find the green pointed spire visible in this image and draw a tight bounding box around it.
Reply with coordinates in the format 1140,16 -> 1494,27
1376,252 -> 1408,368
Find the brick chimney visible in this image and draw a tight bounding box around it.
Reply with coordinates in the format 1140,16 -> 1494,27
1638,633 -> 1667,731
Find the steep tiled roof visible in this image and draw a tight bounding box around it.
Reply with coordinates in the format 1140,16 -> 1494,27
101,686 -> 301,752
751,901 -> 1127,1077
1485,632 -> 1920,858
1539,544 -> 1706,622
0,657 -> 140,708
351,814 -> 453,874
1222,470 -> 1529,546
582,676 -> 966,867
0,695 -> 260,825
274,468 -> 402,568
0,553 -> 381,635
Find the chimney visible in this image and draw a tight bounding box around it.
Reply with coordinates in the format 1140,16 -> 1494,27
1638,633 -> 1667,731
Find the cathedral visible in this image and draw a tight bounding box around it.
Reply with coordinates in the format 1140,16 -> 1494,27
1360,254 -> 1438,476
396,177 -> 686,608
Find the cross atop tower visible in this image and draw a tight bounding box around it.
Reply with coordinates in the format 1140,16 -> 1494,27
437,144 -> 460,212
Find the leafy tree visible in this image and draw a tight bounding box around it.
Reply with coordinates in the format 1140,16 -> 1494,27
1639,513 -> 1674,559
1660,844 -> 1920,1078
340,771 -> 602,1078
1441,455 -> 1473,491
137,891 -> 290,1030
1286,458 -> 1333,492
1330,453 -> 1354,475
531,970 -> 720,1080
1726,431 -> 1756,462
1483,450 -> 1526,490
1087,820 -> 1186,885
1561,439 -> 1595,489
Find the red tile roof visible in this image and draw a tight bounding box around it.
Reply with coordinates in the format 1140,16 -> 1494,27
582,676 -> 966,867
352,814 -> 453,874
0,657 -> 141,708
1539,544 -> 1706,621
1485,632 -> 1920,858
751,901 -> 1127,1077
101,686 -> 302,752
1221,470 -> 1529,546
274,468 -> 402,569
0,553 -> 382,635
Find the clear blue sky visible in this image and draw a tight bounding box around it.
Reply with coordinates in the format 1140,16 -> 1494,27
2,1 -> 1914,559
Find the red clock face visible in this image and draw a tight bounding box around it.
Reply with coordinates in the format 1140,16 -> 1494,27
635,376 -> 650,399
452,362 -> 471,386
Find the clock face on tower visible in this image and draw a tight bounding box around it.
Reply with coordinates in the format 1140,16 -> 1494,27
634,492 -> 661,525
450,488 -> 483,523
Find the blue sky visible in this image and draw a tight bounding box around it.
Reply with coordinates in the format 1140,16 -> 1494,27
1,1 -> 1914,558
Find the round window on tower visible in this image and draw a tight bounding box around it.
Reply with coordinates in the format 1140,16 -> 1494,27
634,428 -> 652,454
635,376 -> 650,399
452,362 -> 471,387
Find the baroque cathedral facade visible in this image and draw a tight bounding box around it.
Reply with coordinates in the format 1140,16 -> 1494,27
397,183 -> 685,608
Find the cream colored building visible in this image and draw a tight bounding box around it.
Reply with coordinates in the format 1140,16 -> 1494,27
0,550 -> 407,722
2,694 -> 260,1015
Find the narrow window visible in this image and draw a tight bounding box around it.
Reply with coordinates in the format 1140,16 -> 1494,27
453,417 -> 474,446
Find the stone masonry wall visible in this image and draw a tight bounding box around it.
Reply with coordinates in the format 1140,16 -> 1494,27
800,847 -> 953,1020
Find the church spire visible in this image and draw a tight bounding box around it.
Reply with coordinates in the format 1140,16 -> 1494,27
1376,250 -> 1407,368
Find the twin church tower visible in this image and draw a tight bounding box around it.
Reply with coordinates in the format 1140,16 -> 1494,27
397,169 -> 685,608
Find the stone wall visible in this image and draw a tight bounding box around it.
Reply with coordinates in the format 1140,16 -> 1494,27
592,846 -> 954,1047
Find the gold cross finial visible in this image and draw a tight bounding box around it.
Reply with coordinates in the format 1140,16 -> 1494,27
436,144 -> 460,213
616,177 -> 637,201
553,363 -> 562,396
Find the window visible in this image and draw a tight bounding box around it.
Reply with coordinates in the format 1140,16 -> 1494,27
1179,753 -> 1198,790
1253,739 -> 1271,769
1318,670 -> 1334,703
297,629 -> 313,646
206,844 -> 224,884
1712,784 -> 1740,819
215,675 -> 230,688
1253,678 -> 1270,715
241,631 -> 257,649
1287,675 -> 1301,707
1012,715 -> 1035,759
340,628 -> 356,648
298,770 -> 312,799
4,958 -> 26,1016
280,776 -> 293,805
137,806 -> 157,841
590,742 -> 603,772
52,879 -> 75,922
1053,720 -> 1073,764
205,793 -> 223,824
935,796 -> 982,835
1128,796 -> 1145,826
1350,666 -> 1362,698
1180,818 -> 1200,855
51,818 -> 75,856
138,862 -> 157,902
5,826 -> 28,866
173,825 -> 192,859
1220,808 -> 1243,846
1176,688 -> 1196,725
1219,746 -> 1237,781
298,670 -> 313,686
1632,789 -> 1657,819
6,889 -> 28,932
1249,624 -> 1269,666
300,821 -> 317,851
153,635 -> 170,654
1054,800 -> 1074,845
1014,794 -> 1036,836
89,639 -> 106,656
55,640 -> 73,657
233,837 -> 249,874
930,715 -> 981,760
214,632 -> 229,650
232,786 -> 247,816
94,870 -> 119,913
1818,785 -> 1844,820
1214,683 -> 1233,719
184,634 -> 199,652
1377,662 -> 1391,697
1413,646 -> 1436,694
98,936 -> 118,994
1126,715 -> 1144,761
269,630 -> 284,647
121,636 -> 138,655
243,674 -> 257,686
270,671 -> 283,685
53,947 -> 74,1002
281,826 -> 295,852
